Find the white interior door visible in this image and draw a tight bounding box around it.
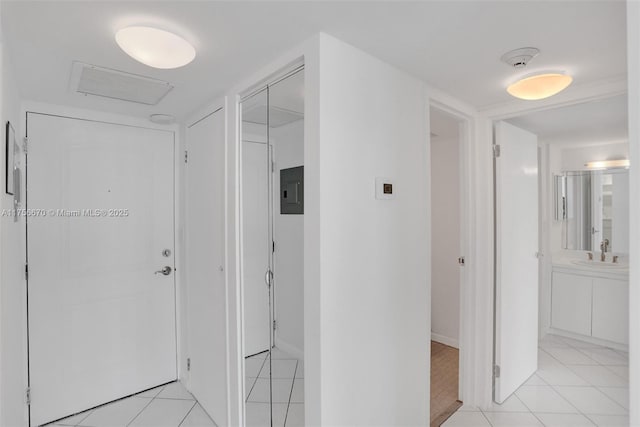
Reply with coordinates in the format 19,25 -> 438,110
27,113 -> 177,426
242,140 -> 271,357
185,109 -> 227,424
494,121 -> 539,403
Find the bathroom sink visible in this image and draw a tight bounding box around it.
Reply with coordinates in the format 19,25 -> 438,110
570,259 -> 628,269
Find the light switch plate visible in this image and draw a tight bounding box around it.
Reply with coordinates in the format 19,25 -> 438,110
375,177 -> 395,200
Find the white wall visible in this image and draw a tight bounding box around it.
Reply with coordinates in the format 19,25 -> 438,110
272,119 -> 304,358
317,34 -> 429,425
626,3 -> 639,424
0,5 -> 28,425
611,172 -> 629,254
430,135 -> 460,347
560,142 -> 629,171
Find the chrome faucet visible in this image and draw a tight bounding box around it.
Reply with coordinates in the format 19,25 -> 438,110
600,239 -> 609,262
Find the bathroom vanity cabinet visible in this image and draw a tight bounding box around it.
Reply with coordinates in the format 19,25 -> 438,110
551,267 -> 628,345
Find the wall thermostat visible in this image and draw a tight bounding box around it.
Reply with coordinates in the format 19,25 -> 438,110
375,177 -> 395,200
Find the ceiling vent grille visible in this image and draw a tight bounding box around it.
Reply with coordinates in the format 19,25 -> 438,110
70,62 -> 173,105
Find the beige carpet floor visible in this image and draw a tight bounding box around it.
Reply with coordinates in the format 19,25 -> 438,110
430,341 -> 462,426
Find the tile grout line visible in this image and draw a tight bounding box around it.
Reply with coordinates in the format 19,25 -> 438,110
521,362 -> 598,427
524,346 -> 592,423
478,408 -> 495,427
125,384 -> 165,427
475,338 -> 627,427
282,360 -> 298,426
177,401 -> 198,427
246,355 -> 269,402
544,340 -> 629,425
508,390 -> 548,426
544,371 -> 628,423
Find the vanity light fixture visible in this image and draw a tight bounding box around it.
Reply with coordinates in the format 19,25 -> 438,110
115,26 -> 196,69
584,159 -> 630,169
507,72 -> 573,101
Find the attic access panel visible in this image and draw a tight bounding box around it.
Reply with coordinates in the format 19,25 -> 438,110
70,62 -> 173,105
280,166 -> 303,214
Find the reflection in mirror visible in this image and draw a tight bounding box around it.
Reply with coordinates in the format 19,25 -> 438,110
556,169 -> 629,253
241,67 -> 305,427
241,87 -> 273,424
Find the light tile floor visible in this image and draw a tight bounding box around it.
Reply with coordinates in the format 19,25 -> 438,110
443,334 -> 629,427
245,347 -> 304,427
45,381 -> 217,427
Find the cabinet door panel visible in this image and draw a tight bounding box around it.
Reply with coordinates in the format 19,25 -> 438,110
592,278 -> 628,344
551,272 -> 592,336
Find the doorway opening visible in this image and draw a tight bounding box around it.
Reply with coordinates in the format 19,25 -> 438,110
429,106 -> 465,426
240,66 -> 305,427
488,94 -> 630,426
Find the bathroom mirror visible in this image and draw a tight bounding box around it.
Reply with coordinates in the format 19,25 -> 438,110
555,168 -> 629,253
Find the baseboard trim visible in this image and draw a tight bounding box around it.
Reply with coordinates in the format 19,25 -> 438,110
274,337 -> 304,360
431,333 -> 459,349
546,328 -> 629,352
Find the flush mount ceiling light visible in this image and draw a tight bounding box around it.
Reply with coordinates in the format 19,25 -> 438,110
507,72 -> 573,101
585,159 -> 630,169
115,26 -> 195,69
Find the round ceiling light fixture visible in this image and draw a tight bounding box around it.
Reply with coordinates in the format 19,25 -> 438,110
507,72 -> 573,101
115,26 -> 196,69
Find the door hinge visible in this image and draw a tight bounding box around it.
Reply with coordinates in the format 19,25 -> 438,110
187,358 -> 191,372
493,145 -> 501,158
272,241 -> 275,253
23,137 -> 28,154
458,256 -> 465,266
184,150 -> 188,164
273,320 -> 277,331
25,264 -> 29,281
25,387 -> 31,405
493,365 -> 501,378
271,160 -> 275,173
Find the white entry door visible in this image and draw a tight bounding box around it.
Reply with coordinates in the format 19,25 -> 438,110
242,140 -> 272,357
494,121 -> 539,403
27,113 -> 177,426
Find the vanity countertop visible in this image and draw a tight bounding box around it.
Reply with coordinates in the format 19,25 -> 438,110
552,256 -> 629,279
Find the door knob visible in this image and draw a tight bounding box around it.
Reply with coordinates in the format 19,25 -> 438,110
155,266 -> 172,276
264,269 -> 273,288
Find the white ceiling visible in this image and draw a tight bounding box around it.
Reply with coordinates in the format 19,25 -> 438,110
507,94 -> 628,146
1,1 -> 627,121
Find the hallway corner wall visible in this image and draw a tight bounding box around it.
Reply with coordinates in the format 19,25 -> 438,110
0,5 -> 28,425
316,33 -> 430,426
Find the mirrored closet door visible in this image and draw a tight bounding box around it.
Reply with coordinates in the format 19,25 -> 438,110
241,67 -> 305,427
